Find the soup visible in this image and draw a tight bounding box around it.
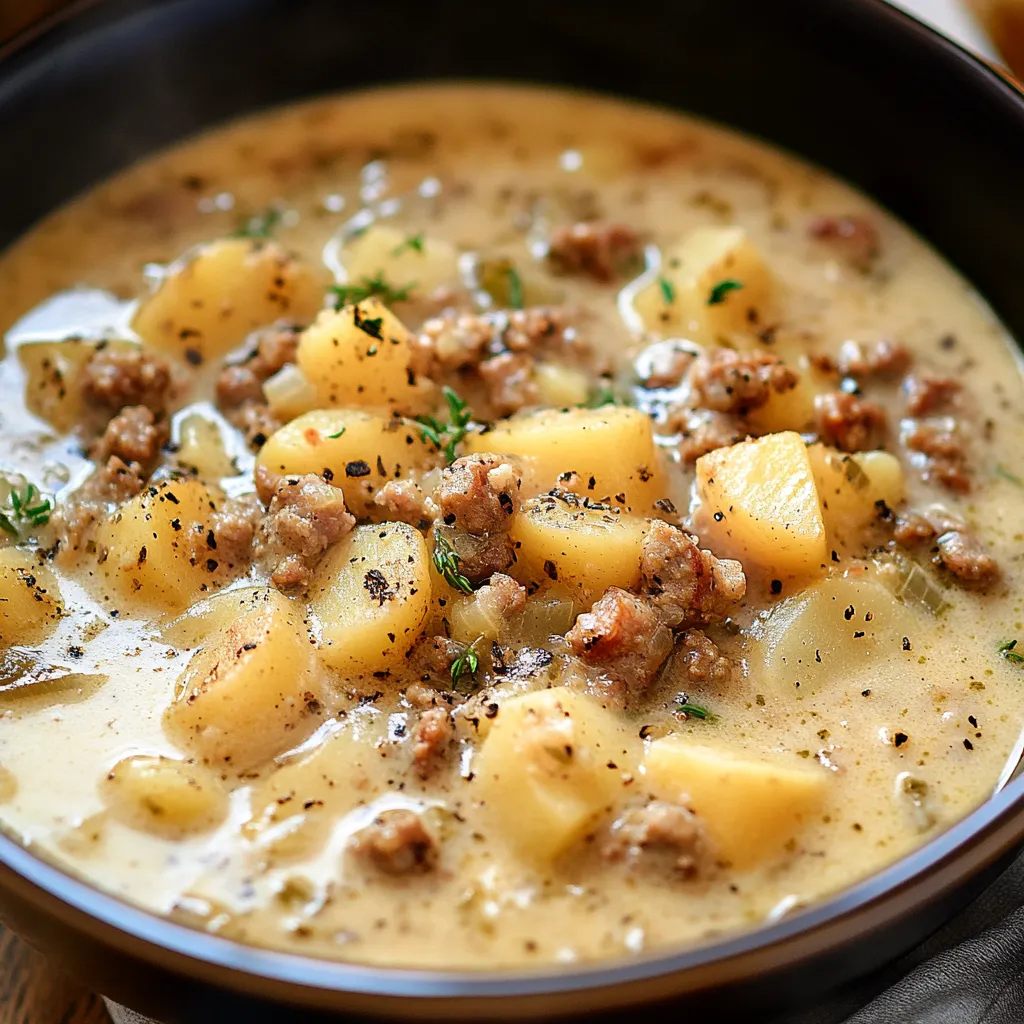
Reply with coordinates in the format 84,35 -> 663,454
0,85 -> 1021,969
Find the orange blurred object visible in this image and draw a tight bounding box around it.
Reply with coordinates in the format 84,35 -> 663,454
968,0 -> 1024,77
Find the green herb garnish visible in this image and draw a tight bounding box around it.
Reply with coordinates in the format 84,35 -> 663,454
0,483 -> 52,538
432,533 -> 474,595
451,640 -> 481,690
329,272 -> 415,309
587,382 -> 620,408
506,265 -> 524,310
352,305 -> 384,340
325,428 -> 346,440
232,206 -> 282,240
996,464 -> 1024,487
677,702 -> 715,721
392,231 -> 425,256
658,276 -> 676,304
416,386 -> 473,464
707,278 -> 744,306
1000,639 -> 1024,664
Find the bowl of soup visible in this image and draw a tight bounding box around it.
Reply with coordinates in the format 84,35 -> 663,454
2,0 -> 1024,1020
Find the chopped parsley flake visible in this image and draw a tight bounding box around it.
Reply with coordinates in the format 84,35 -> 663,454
330,272 -> 415,309
658,276 -> 676,304
677,702 -> 715,721
232,205 -> 283,239
506,265 -> 524,310
999,639 -> 1024,664
325,428 -> 346,440
707,278 -> 744,306
392,231 -> 425,255
996,464 -> 1024,487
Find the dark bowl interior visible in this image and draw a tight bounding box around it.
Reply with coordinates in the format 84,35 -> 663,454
2,1 -> 1024,1021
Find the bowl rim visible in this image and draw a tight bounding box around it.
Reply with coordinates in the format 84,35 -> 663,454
2,0 -> 1024,1012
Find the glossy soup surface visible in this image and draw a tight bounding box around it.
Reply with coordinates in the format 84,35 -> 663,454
0,85 -> 1021,969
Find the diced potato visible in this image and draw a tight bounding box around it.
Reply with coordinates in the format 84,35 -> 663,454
474,687 -> 639,862
0,765 -> 17,804
296,300 -> 432,415
256,408 -> 435,519
133,238 -> 323,362
746,360 -> 826,434
533,363 -> 591,408
510,494 -> 647,607
165,587 -> 322,771
696,431 -> 827,577
808,445 -> 905,550
644,739 -> 827,868
174,408 -> 237,481
263,363 -> 320,422
341,224 -> 459,300
749,574 -> 922,695
19,339 -> 106,432
633,227 -> 775,344
0,551 -> 63,648
309,522 -> 432,673
449,583 -> 578,647
465,406 -> 664,512
101,754 -> 228,837
94,479 -> 235,613
157,585 -> 270,649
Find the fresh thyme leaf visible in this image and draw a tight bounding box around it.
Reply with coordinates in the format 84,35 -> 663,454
392,231 -> 425,256
432,533 -> 474,594
416,386 -> 473,465
506,265 -> 524,310
325,428 -> 346,440
1000,639 -> 1024,664
658,276 -> 676,304
707,278 -> 744,306
677,702 -> 715,721
996,464 -> 1024,487
232,206 -> 282,240
587,383 -> 619,408
330,272 -> 415,309
451,639 -> 481,690
0,482 -> 52,537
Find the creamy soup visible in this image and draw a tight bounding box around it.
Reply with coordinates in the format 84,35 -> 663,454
0,85 -> 1021,970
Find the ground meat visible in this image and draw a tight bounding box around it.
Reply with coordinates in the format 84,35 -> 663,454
206,495 -> 262,572
473,573 -> 527,623
546,221 -> 642,282
808,215 -> 880,270
892,511 -> 947,547
640,521 -> 746,628
81,346 -> 171,412
688,349 -> 799,415
836,338 -> 911,380
503,307 -> 583,355
215,365 -> 264,408
814,391 -> 887,452
601,800 -> 707,877
438,454 -> 520,536
678,629 -> 732,683
411,706 -> 454,779
904,374 -> 962,417
254,473 -> 355,591
565,587 -> 673,706
349,809 -> 438,875
635,340 -> 698,390
478,351 -> 538,416
228,400 -> 280,451
676,410 -> 747,463
373,479 -> 438,529
901,421 -> 971,493
893,509 -> 998,583
91,405 -> 168,467
215,322 -> 301,407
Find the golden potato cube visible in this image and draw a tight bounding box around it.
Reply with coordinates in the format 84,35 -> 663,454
464,406 -> 664,513
474,687 -> 640,862
750,574 -> 923,695
532,363 -> 591,408
644,739 -> 826,868
0,550 -> 63,647
101,754 -> 228,837
256,408 -> 435,519
296,300 -> 432,415
165,587 -> 322,771
309,522 -> 432,673
133,238 -> 323,362
510,494 -> 647,607
634,226 -> 775,344
19,339 -> 100,432
94,478 -> 235,613
341,224 -> 459,300
696,431 -> 827,577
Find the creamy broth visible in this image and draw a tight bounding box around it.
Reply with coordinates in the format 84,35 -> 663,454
0,85 -> 1021,969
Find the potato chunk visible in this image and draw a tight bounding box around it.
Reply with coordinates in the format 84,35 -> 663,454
474,687 -> 640,862
750,574 -> 923,695
696,431 -> 827,577
19,339 -> 97,432
94,479 -> 231,613
133,238 -> 323,362
808,445 -> 905,550
0,551 -> 63,647
644,739 -> 826,868
633,227 -> 775,344
465,406 -> 664,512
510,493 -> 647,607
256,408 -> 435,519
101,754 -> 228,837
296,300 -> 432,415
165,587 -> 321,771
309,522 -> 432,673
341,224 -> 459,300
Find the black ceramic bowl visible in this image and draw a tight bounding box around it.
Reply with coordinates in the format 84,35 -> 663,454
3,1 -> 1024,1021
